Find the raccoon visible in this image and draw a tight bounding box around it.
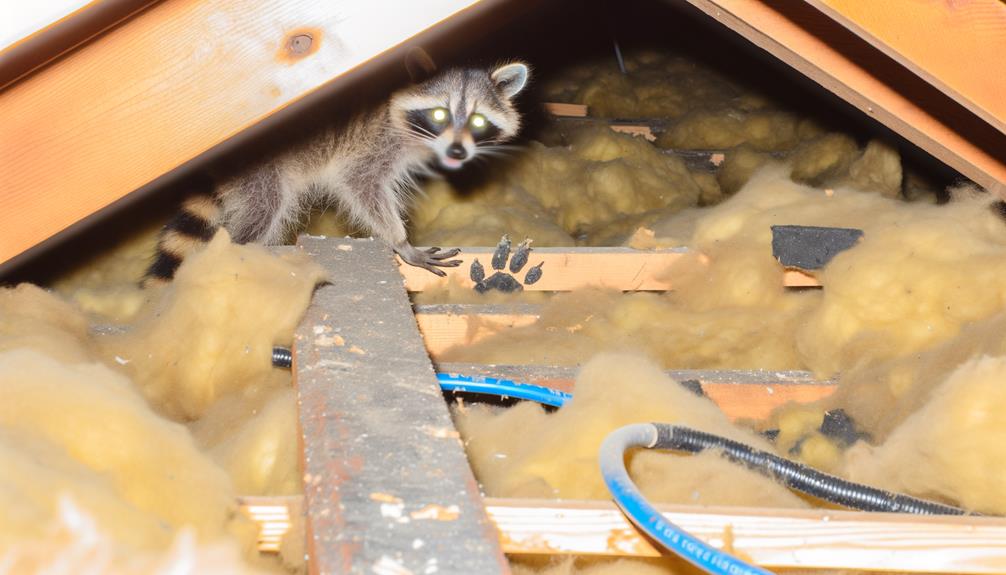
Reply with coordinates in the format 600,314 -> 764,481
145,61 -> 530,284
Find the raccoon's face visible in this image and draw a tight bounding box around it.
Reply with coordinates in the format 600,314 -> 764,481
391,62 -> 530,170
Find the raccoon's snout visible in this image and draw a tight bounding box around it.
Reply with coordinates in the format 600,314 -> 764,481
446,143 -> 468,160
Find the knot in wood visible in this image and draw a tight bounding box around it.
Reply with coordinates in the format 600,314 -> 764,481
286,33 -> 313,56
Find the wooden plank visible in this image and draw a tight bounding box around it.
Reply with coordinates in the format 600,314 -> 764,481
241,496 -> 1006,572
400,247 -> 688,292
804,0 -> 1006,136
0,0 -> 159,89
543,102 -> 588,117
239,495 -> 301,554
435,362 -> 833,421
0,0 -> 496,271
488,498 -> 1006,573
680,0 -> 1006,196
416,304 -> 541,360
609,124 -> 656,142
294,237 -> 508,575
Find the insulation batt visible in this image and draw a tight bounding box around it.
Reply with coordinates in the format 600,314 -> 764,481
407,125 -> 703,247
0,231 -> 323,571
843,355 -> 1006,514
454,352 -> 806,505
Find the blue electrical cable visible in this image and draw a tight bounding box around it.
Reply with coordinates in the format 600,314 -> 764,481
599,423 -> 772,575
436,372 -> 571,407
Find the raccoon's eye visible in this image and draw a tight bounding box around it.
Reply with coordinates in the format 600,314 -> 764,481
469,113 -> 487,130
430,108 -> 450,123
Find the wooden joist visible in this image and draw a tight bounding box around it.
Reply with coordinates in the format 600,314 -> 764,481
293,237 -> 507,574
542,102 -> 588,117
240,496 -> 1006,573
399,246 -> 687,293
488,498 -> 1006,573
435,362 -> 833,421
680,0 -> 1006,195
0,0 -> 502,272
416,304 -> 541,359
401,246 -> 823,293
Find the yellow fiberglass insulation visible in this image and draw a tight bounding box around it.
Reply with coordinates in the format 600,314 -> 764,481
440,166 -> 1006,381
843,355 -> 1006,514
0,232 -> 323,569
544,51 -> 752,120
105,232 -> 325,420
454,352 -> 806,507
0,348 -> 238,550
820,311 -> 1006,441
409,125 -> 702,247
2,497 -> 269,575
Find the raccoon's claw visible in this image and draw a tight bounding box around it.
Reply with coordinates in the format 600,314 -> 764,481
426,247 -> 462,260
397,244 -> 463,276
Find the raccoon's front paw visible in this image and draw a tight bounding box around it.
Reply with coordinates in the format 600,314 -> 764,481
470,235 -> 544,293
397,244 -> 462,277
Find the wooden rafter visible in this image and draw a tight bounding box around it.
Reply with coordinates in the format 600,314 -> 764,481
804,0 -> 1006,136
0,0 -> 504,272
680,0 -> 1006,195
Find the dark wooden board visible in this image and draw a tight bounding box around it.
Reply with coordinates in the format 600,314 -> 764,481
293,236 -> 508,575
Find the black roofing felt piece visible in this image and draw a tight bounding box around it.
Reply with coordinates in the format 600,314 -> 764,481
771,225 -> 864,271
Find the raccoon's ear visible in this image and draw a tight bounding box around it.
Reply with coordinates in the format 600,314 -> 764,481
491,62 -> 530,99
405,47 -> 438,82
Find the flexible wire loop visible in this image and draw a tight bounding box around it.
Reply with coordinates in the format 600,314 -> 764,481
651,424 -> 968,515
599,424 -> 773,575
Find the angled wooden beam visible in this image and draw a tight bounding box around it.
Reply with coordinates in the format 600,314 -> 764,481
0,0 -> 501,272
489,498 -> 1006,573
0,0 -> 160,89
804,0 -> 1006,136
293,237 -> 507,574
680,0 -> 1006,196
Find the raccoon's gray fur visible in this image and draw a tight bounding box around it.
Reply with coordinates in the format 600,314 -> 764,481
145,62 -> 530,284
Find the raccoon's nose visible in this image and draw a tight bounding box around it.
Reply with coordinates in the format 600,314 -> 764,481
446,143 -> 468,160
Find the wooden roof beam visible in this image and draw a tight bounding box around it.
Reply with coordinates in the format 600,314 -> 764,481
0,0 -> 505,272
680,0 -> 1006,196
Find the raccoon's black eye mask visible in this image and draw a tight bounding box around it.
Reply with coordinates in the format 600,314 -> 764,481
407,107 -> 451,136
467,112 -> 500,143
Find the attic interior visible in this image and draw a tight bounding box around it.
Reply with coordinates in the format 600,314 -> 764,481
3,0 -> 1006,574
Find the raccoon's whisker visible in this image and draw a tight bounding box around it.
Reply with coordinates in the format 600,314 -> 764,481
405,123 -> 438,139
390,127 -> 434,142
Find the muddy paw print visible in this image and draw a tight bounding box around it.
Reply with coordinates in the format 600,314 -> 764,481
470,235 -> 544,293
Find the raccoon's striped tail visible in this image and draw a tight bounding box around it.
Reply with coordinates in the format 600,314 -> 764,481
142,195 -> 223,287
